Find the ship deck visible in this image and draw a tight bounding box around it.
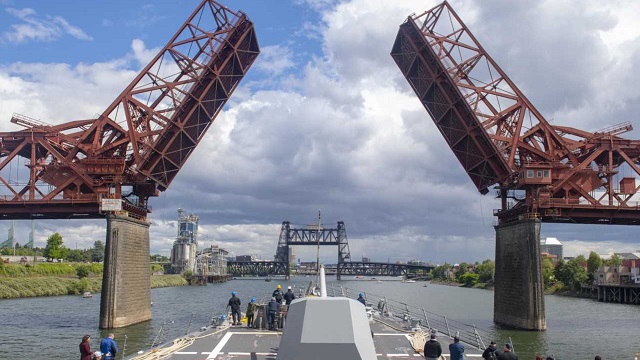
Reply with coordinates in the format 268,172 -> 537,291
132,312 -> 485,359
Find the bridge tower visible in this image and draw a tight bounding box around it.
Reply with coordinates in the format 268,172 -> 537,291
0,0 -> 259,328
275,220 -> 351,280
392,1 -> 640,330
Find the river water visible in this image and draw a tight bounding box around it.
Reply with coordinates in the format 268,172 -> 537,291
0,277 -> 638,359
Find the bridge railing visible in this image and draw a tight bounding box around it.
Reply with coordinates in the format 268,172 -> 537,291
328,284 -> 492,350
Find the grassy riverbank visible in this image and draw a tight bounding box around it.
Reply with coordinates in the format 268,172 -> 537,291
0,263 -> 187,299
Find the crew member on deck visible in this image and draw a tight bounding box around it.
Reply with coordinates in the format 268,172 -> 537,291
228,291 -> 241,325
246,298 -> 256,328
267,297 -> 281,330
283,286 -> 295,305
272,284 -> 284,304
357,293 -> 366,305
423,333 -> 442,360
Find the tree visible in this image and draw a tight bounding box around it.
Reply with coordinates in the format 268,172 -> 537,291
44,233 -> 65,259
606,254 -> 622,266
474,259 -> 495,283
91,241 -> 105,262
459,272 -> 479,287
587,252 -> 603,274
76,265 -> 89,279
67,249 -> 85,262
541,257 -> 556,288
455,262 -> 468,281
430,264 -> 451,280
555,258 -> 588,291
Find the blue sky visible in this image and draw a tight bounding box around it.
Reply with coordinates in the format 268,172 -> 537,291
1,0 -> 640,263
0,1 -> 324,65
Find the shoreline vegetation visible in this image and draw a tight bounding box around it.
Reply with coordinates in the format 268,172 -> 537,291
0,263 -> 187,300
428,278 -> 589,299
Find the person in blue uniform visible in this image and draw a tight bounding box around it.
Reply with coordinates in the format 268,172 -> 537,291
356,293 -> 366,305
283,286 -> 296,305
267,297 -> 281,330
227,291 -> 241,325
449,336 -> 464,360
99,333 -> 118,360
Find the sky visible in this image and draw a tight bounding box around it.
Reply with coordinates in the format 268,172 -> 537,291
1,0 -> 640,264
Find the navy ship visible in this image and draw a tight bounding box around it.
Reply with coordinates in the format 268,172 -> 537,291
129,266 -> 496,359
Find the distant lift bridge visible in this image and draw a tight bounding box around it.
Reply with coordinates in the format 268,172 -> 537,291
227,221 -> 434,279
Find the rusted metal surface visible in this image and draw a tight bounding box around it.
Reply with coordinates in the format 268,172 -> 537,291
392,1 -> 640,224
0,0 -> 259,220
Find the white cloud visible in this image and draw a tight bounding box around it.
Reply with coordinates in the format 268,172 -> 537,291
253,45 -> 295,76
2,7 -> 93,43
2,1 -> 640,264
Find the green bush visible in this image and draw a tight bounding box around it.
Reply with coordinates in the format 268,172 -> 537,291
0,262 -> 103,278
76,265 -> 89,279
151,275 -> 187,288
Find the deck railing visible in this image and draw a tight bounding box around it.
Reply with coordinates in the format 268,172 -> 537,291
328,284 -> 492,350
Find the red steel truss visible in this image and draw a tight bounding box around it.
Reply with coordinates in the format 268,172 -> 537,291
0,1 -> 259,220
392,1 -> 640,224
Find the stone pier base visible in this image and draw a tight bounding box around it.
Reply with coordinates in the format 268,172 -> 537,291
494,218 -> 546,330
100,214 -> 151,329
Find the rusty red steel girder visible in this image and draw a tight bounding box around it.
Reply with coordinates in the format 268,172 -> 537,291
392,1 -> 640,225
0,0 -> 259,220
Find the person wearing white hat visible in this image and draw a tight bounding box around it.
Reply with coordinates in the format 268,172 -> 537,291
283,286 -> 295,305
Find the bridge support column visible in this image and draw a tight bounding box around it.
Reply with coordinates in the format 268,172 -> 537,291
100,214 -> 152,329
494,218 -> 546,330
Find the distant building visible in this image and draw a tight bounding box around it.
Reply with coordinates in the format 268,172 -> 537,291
299,261 -> 318,270
594,265 -> 631,285
195,244 -> 228,276
540,237 -> 563,260
616,252 -> 640,284
170,209 -> 199,274
541,252 -> 558,262
236,255 -> 258,262
362,257 -> 370,263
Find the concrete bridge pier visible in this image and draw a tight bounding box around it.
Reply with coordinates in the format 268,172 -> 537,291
100,214 -> 152,329
494,218 -> 546,330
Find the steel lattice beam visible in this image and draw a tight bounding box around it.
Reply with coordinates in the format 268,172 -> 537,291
392,1 -> 640,224
0,1 -> 259,220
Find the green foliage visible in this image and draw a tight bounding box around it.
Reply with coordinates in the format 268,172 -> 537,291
0,272 -> 185,299
150,254 -> 169,262
541,257 -> 556,288
459,272 -> 479,287
474,259 -> 494,283
91,241 -> 105,262
44,233 -> 65,259
430,263 -> 451,280
587,251 -> 603,274
0,276 -> 102,298
151,274 -> 188,288
76,265 -> 90,279
151,264 -> 164,273
555,258 -> 588,291
0,262 -> 103,278
606,254 -> 622,266
455,262 -> 469,281
67,249 -> 86,262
